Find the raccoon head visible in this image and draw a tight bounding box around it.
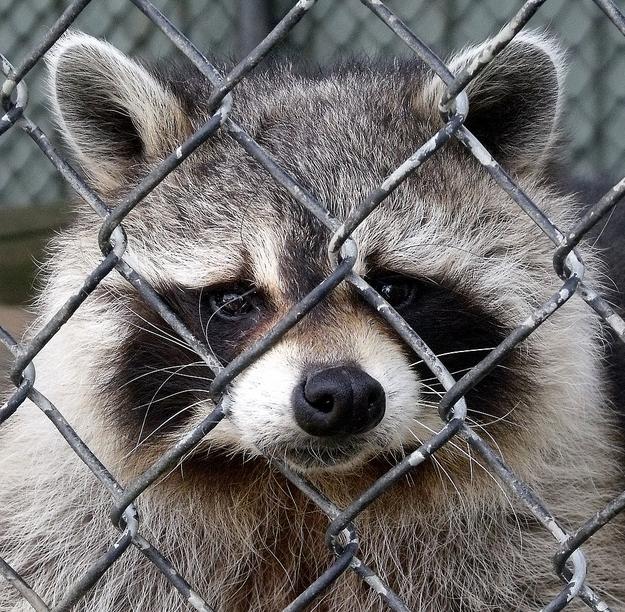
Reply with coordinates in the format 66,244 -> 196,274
44,31 -> 586,479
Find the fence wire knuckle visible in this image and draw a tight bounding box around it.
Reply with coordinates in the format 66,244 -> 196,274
1,0 -> 625,610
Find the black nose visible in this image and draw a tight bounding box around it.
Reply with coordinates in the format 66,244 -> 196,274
292,365 -> 386,437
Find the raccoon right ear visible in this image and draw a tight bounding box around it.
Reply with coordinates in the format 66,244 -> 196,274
425,31 -> 565,174
46,32 -> 191,191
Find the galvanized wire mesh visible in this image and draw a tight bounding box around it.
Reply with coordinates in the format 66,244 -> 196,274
1,0 -> 625,610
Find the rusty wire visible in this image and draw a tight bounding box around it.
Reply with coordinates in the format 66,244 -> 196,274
1,0 -> 625,610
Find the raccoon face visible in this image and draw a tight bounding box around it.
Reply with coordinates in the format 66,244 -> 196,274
46,31 -> 570,474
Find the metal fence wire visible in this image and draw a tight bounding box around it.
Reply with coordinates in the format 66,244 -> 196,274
1,0 -> 625,610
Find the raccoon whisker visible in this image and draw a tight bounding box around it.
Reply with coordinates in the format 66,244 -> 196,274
135,362 -> 207,443
419,365 -> 503,384
134,386 -> 209,442
125,406 -> 192,459
414,400 -> 443,417
132,361 -> 205,373
466,403 -> 522,429
145,369 -> 214,383
417,382 -> 445,397
590,201 -> 619,249
417,362 -> 516,385
108,289 -> 201,355
119,361 -> 206,389
127,322 -> 192,352
135,386 -> 210,446
409,346 -> 498,368
125,397 -> 211,459
417,367 -> 477,384
465,417 -> 505,459
118,323 -> 195,368
416,395 -> 520,431
118,302 -> 193,351
133,387 -> 212,414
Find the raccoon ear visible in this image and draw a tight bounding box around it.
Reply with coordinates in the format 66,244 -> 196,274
428,31 -> 565,173
46,32 -> 191,191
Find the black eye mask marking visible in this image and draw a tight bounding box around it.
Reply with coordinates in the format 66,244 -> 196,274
106,283 -> 270,445
105,272 -> 531,450
365,272 -> 532,425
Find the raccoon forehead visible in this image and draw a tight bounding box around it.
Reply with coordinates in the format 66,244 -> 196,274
114,186 -> 546,296
119,226 -> 282,291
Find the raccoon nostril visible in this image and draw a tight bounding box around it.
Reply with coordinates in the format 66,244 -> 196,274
311,394 -> 334,413
292,365 -> 386,437
368,388 -> 384,409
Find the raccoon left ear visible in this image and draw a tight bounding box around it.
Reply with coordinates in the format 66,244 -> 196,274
46,32 -> 192,191
427,31 -> 565,173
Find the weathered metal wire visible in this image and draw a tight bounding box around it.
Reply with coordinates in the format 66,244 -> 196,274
1,1 -> 625,610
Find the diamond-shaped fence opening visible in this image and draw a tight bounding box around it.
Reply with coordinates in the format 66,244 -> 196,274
1,0 -> 625,610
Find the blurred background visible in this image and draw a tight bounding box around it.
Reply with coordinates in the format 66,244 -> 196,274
0,0 -> 624,323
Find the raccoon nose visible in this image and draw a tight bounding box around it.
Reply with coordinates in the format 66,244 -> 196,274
293,365 -> 386,437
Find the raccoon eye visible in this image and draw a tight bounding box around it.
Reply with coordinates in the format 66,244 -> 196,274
367,275 -> 417,309
207,285 -> 261,321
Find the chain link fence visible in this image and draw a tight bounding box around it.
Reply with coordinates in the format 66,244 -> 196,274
1,0 -> 625,610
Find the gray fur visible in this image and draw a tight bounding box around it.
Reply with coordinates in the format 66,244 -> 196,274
1,31 -> 624,611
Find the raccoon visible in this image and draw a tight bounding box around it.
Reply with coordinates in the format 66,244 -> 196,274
1,29 -> 624,611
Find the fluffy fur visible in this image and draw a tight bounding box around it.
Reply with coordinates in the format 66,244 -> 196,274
1,31 -> 624,611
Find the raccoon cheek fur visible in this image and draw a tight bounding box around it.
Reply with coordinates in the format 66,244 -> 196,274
1,28 -> 624,612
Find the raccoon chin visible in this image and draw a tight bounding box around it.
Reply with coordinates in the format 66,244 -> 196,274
257,438 -> 375,474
